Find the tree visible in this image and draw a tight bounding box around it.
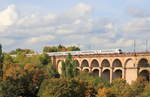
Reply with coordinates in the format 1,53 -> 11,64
0,44 -> 4,77
58,44 -> 66,52
77,72 -> 110,90
67,46 -> 80,51
129,77 -> 148,97
43,45 -> 80,53
38,78 -> 96,97
61,54 -> 77,78
39,53 -> 51,65
43,46 -> 58,53
140,83 -> 150,97
0,63 -> 50,97
48,64 -> 60,78
9,48 -> 34,55
14,52 -> 30,66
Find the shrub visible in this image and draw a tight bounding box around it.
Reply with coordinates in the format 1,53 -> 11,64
140,83 -> 150,97
38,78 -> 96,97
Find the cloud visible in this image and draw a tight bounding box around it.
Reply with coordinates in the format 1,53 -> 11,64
0,4 -> 18,26
127,6 -> 150,18
0,3 -> 150,52
123,17 -> 150,39
26,35 -> 55,44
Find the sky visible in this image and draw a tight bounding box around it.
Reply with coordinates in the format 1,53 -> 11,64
0,0 -> 150,52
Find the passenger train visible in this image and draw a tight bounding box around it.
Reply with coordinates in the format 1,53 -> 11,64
10,49 -> 123,57
47,49 -> 123,56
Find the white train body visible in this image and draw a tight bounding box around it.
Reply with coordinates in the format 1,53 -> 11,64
47,49 -> 122,56
10,49 -> 122,57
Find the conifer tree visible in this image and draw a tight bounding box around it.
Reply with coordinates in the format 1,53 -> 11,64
0,44 -> 4,77
61,53 -> 77,78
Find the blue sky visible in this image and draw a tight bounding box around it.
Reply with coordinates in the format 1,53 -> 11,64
0,0 -> 150,52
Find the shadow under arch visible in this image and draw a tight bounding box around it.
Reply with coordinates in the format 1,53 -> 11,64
139,70 -> 149,81
81,59 -> 89,67
92,69 -> 99,76
138,58 -> 149,67
113,69 -> 122,80
101,59 -> 110,67
74,60 -> 80,67
102,69 -> 110,82
112,59 -> 122,67
91,59 -> 99,67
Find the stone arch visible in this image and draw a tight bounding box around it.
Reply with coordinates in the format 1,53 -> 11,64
74,60 -> 80,67
81,59 -> 89,67
92,69 -> 99,76
139,70 -> 149,81
91,59 -> 99,67
101,59 -> 110,67
138,58 -> 149,67
83,68 -> 90,72
102,69 -> 110,82
125,58 -> 134,68
112,59 -> 122,67
76,68 -> 81,74
113,69 -> 122,80
57,60 -> 63,74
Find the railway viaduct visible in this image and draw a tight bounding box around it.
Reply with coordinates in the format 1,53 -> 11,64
51,52 -> 150,84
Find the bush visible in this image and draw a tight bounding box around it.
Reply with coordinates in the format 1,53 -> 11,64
38,78 -> 96,97
130,77 -> 149,97
96,79 -> 134,97
140,83 -> 150,97
77,71 -> 110,90
96,88 -> 115,97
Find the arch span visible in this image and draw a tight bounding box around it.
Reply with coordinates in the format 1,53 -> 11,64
113,69 -> 122,80
74,60 -> 80,67
102,69 -> 110,82
138,58 -> 149,67
139,70 -> 149,81
76,68 -> 81,74
83,68 -> 90,73
91,59 -> 99,67
81,60 -> 89,67
113,59 -> 122,67
101,59 -> 110,67
125,58 -> 134,68
92,69 -> 99,76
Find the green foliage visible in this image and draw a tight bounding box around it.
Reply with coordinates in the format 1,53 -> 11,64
110,79 -> 133,97
96,88 -> 115,97
43,45 -> 80,53
43,46 -> 58,53
39,53 -> 51,65
48,64 -> 60,78
61,54 -> 77,78
14,52 -> 30,66
0,63 -> 50,97
3,53 -> 14,64
67,46 -> 80,51
9,48 -> 35,55
13,53 -> 51,66
140,83 -> 150,97
77,72 -> 110,90
129,77 -> 149,97
0,44 -> 3,77
38,78 -> 96,97
0,44 -> 3,65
